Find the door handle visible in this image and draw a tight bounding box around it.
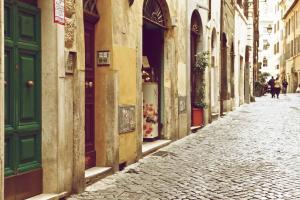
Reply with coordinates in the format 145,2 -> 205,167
85,81 -> 93,88
26,80 -> 34,88
88,81 -> 93,88
4,80 -> 7,87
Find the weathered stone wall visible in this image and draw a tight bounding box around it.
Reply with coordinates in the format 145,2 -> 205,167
39,0 -> 85,195
99,0 -> 192,166
234,6 -> 248,107
208,0 -> 221,120
0,0 -> 4,198
223,0 -> 235,112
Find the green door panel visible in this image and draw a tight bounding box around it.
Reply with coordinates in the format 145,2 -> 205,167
16,132 -> 41,173
4,3 -> 12,39
18,52 -> 38,124
4,49 -> 14,129
4,1 -> 41,177
4,136 -> 15,176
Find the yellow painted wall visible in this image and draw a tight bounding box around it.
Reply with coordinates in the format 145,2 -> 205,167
113,46 -> 137,164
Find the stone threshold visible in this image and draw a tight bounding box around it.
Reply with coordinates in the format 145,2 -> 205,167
190,125 -> 204,133
85,167 -> 113,186
26,192 -> 68,200
142,139 -> 172,157
211,112 -> 219,121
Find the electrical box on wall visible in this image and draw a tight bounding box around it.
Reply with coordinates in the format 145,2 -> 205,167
65,51 -> 77,74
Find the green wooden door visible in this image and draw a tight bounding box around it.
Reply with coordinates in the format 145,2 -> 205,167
4,0 -> 41,177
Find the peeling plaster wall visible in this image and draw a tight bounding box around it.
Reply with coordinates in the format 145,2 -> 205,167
104,0 -> 191,164
39,0 -> 85,194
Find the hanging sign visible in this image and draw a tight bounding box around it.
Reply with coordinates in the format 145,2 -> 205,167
53,0 -> 65,25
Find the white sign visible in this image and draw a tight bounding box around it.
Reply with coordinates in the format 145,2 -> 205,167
53,0 -> 65,25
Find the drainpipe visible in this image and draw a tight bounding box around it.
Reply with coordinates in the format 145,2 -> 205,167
220,0 -> 224,115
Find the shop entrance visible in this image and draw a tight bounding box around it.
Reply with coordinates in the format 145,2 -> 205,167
4,0 -> 42,199
84,12 -> 98,169
142,22 -> 164,140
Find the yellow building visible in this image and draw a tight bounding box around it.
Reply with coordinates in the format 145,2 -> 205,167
283,0 -> 300,92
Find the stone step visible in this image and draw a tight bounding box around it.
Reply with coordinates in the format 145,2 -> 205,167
85,167 -> 113,186
142,140 -> 172,157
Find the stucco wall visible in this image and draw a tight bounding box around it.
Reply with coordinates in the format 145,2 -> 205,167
39,0 -> 85,194
234,6 -> 248,107
208,0 -> 221,118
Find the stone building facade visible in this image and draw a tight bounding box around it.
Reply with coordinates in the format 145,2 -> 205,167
220,0 -> 235,114
208,0 -> 221,121
234,0 -> 253,106
0,0 -> 258,199
283,0 -> 300,92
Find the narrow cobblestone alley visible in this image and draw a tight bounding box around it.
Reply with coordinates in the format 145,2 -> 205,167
69,94 -> 300,200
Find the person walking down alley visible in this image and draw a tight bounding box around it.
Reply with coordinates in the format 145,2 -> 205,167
274,77 -> 281,98
282,79 -> 288,95
268,76 -> 275,98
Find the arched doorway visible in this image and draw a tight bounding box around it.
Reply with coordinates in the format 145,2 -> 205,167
190,10 -> 203,127
210,28 -> 218,116
142,0 -> 170,140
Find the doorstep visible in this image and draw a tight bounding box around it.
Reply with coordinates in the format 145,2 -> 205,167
85,167 -> 113,186
211,112 -> 219,122
26,192 -> 68,200
142,139 -> 172,157
190,126 -> 203,133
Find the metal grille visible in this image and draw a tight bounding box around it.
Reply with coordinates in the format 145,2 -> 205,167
83,0 -> 98,15
143,0 -> 166,27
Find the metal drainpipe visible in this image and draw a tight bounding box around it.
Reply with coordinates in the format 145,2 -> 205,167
220,0 -> 224,116
293,10 -> 296,91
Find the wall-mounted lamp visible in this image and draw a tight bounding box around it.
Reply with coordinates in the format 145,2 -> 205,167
129,0 -> 134,6
267,24 -> 273,34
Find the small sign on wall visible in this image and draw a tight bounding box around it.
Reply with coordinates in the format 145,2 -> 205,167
97,50 -> 111,66
179,96 -> 187,113
53,0 -> 65,25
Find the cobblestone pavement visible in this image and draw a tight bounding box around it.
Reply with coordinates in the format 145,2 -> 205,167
69,94 -> 300,200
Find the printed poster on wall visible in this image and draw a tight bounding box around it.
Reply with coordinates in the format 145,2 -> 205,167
53,0 -> 65,25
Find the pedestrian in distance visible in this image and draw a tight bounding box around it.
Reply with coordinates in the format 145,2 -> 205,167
274,77 -> 281,99
282,79 -> 288,95
268,76 -> 275,98
296,84 -> 300,93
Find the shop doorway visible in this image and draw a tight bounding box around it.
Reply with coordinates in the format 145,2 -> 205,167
84,12 -> 98,169
4,0 -> 42,199
142,0 -> 170,141
142,21 -> 164,141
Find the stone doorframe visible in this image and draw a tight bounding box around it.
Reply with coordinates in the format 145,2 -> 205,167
140,0 -> 178,141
